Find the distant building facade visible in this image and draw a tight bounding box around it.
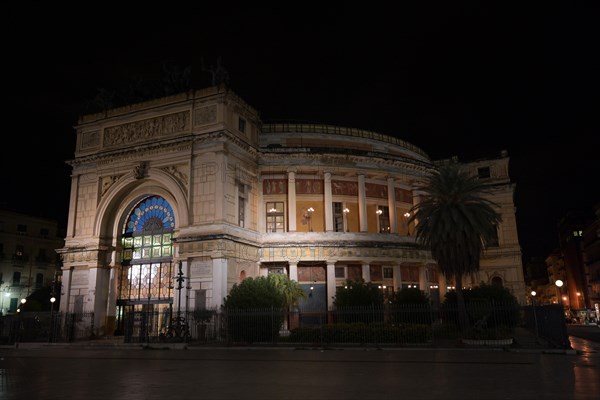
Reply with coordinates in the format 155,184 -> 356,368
0,210 -> 63,315
58,85 -> 527,336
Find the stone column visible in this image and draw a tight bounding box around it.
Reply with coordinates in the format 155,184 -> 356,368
66,175 -> 79,238
215,152 -> 226,221
287,170 -> 297,232
59,268 -> 73,313
362,263 -> 371,282
211,258 -> 227,308
289,262 -> 298,281
393,264 -> 402,292
258,262 -> 268,277
412,188 -> 422,228
387,177 -> 397,233
419,265 -> 429,293
324,172 -> 333,232
358,174 -> 367,232
326,262 -> 336,310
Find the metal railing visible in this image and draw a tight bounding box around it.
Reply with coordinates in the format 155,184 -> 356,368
0,303 -> 570,349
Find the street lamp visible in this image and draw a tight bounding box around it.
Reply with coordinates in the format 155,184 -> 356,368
18,298 -> 26,312
531,290 -> 539,342
49,295 -> 56,342
307,207 -> 314,232
555,279 -> 564,305
343,207 -> 350,232
403,212 -> 411,235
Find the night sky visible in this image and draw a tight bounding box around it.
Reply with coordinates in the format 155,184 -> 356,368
4,3 -> 599,263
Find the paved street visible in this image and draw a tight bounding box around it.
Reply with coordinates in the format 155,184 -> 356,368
1,336 -> 598,400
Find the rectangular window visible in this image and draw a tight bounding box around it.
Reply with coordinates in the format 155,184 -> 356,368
239,183 -> 246,228
40,228 -> 49,237
335,267 -> 345,278
238,117 -> 246,133
333,202 -> 344,232
377,206 -> 390,233
266,202 -> 285,232
383,267 -> 393,279
477,166 -> 491,179
12,271 -> 21,285
487,224 -> 499,247
35,273 -> 44,289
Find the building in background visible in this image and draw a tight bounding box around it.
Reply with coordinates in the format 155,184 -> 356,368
58,85 -> 527,336
0,209 -> 63,315
528,205 -> 599,323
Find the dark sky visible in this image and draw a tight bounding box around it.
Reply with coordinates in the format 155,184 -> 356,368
4,3 -> 599,263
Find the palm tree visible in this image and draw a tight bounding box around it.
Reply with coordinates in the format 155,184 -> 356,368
267,274 -> 307,331
409,162 -> 502,332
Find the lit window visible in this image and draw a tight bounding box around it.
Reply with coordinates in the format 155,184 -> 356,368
266,202 -> 285,232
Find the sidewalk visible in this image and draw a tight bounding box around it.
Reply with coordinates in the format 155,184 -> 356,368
4,327 -> 577,354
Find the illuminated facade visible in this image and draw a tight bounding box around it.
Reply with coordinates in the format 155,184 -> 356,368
58,85 -> 526,336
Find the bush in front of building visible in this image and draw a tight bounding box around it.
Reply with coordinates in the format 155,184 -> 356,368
223,276 -> 285,343
333,280 -> 385,324
389,288 -> 433,325
441,283 -> 521,338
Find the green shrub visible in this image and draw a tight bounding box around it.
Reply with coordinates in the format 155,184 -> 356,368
390,288 -> 432,325
442,283 -> 520,331
223,277 -> 285,343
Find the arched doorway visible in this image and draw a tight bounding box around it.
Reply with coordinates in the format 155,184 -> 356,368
115,195 -> 176,337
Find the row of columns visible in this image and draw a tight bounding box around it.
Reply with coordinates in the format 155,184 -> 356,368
285,170 -> 417,233
285,261 -> 445,309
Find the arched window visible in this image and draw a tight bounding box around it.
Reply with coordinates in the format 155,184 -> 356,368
118,196 -> 175,306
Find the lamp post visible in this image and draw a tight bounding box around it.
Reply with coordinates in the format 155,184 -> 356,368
530,290 -> 539,342
343,207 -> 350,232
173,261 -> 189,341
555,279 -> 566,319
49,295 -> 56,342
403,212 -> 411,235
555,279 -> 563,304
307,207 -> 314,232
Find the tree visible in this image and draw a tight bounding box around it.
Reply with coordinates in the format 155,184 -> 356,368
333,279 -> 384,308
223,276 -> 285,343
267,274 -> 307,310
223,276 -> 284,310
409,162 -> 502,333
267,274 -> 307,330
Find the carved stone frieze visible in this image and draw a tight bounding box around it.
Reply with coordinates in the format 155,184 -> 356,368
104,111 -> 190,147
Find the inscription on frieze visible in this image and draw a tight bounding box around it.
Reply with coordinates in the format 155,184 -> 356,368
71,270 -> 88,286
191,261 -> 212,277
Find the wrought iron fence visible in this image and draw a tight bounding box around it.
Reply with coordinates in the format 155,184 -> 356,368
0,303 -> 569,349
0,311 -> 95,345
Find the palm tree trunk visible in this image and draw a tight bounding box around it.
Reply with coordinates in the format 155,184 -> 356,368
455,274 -> 469,334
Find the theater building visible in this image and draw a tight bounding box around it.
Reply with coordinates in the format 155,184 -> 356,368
58,85 -> 526,335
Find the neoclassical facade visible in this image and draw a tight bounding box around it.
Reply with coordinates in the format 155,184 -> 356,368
58,85 -> 526,335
